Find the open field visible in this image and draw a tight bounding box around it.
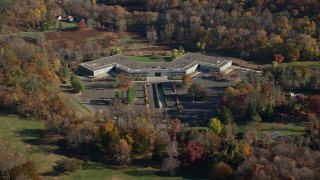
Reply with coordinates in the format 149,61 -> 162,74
65,93 -> 93,117
0,115 -> 186,179
237,122 -> 307,137
0,115 -> 63,174
284,61 -> 320,68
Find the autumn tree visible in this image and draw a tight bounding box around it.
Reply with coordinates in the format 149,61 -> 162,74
209,162 -> 234,180
114,139 -> 131,166
274,54 -> 284,63
168,118 -> 182,141
132,127 -> 150,154
110,47 -> 122,55
146,26 -> 158,43
188,83 -> 208,102
101,120 -> 120,156
66,118 -> 99,154
186,141 -> 205,162
79,19 -> 86,30
209,118 -> 222,134
182,74 -> 192,90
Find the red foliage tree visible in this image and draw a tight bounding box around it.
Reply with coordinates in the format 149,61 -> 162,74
78,19 -> 86,30
274,54 -> 284,63
186,141 -> 204,162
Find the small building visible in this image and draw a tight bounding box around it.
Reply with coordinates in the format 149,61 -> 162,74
79,53 -> 232,81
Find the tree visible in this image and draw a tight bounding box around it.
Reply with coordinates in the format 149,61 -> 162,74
217,106 -> 233,124
182,74 -> 192,90
58,21 -> 63,29
146,26 -> 158,43
115,91 -> 121,101
90,0 -> 96,6
111,47 -> 122,55
100,119 -> 122,156
126,87 -> 136,104
171,47 -> 185,59
274,54 -> 284,63
209,162 -> 234,180
63,64 -> 70,77
132,127 -> 150,154
245,103 -> 258,121
168,118 -> 182,141
263,103 -> 274,121
79,19 -> 86,31
70,74 -> 84,93
161,157 -> 181,176
188,83 -> 208,102
114,139 -> 131,166
186,141 -> 205,162
197,41 -> 206,52
209,118 -> 222,134
152,134 -> 170,160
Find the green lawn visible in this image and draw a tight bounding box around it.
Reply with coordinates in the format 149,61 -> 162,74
44,21 -> 78,32
61,162 -> 182,180
237,122 -> 306,137
65,94 -> 93,117
0,115 -> 63,174
283,61 -> 320,68
0,115 -> 184,179
129,56 -> 172,62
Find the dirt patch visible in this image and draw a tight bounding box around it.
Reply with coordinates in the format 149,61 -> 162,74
45,28 -> 122,49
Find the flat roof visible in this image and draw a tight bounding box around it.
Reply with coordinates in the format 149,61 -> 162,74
79,53 -> 232,72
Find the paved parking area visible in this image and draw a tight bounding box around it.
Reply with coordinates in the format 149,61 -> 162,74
73,69 -> 247,125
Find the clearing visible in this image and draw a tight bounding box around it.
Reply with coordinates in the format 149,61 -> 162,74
0,115 -> 185,179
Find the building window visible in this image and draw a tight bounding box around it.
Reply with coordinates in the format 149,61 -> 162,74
155,72 -> 161,77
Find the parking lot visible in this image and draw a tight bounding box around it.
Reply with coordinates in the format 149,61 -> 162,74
73,69 -> 246,125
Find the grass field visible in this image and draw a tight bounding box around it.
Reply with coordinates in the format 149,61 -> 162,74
0,115 -> 63,174
283,61 -> 320,68
0,115 -> 185,179
129,56 -> 172,62
45,21 -> 78,32
237,122 -> 306,137
65,94 -> 93,117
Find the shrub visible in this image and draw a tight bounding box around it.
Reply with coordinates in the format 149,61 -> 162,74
55,159 -> 82,173
209,162 -> 234,180
10,161 -> 40,180
132,128 -> 150,154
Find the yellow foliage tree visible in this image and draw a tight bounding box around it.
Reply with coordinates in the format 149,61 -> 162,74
241,144 -> 252,157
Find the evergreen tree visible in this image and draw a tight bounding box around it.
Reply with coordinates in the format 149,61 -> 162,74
115,91 -> 121,101
245,103 -> 257,121
63,64 -> 70,77
217,106 -> 233,124
126,87 -> 136,104
58,21 -> 63,29
70,74 -> 84,93
264,103 -> 274,121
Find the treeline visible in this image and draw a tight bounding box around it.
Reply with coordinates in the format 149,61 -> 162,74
73,0 -> 320,62
2,0 -> 320,63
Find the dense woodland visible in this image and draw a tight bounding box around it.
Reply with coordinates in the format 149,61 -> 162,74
1,0 -> 320,62
1,0 -> 320,179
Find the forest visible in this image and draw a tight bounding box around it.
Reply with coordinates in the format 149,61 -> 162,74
0,0 -> 320,179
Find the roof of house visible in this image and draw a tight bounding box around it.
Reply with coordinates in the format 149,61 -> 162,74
79,53 -> 232,73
